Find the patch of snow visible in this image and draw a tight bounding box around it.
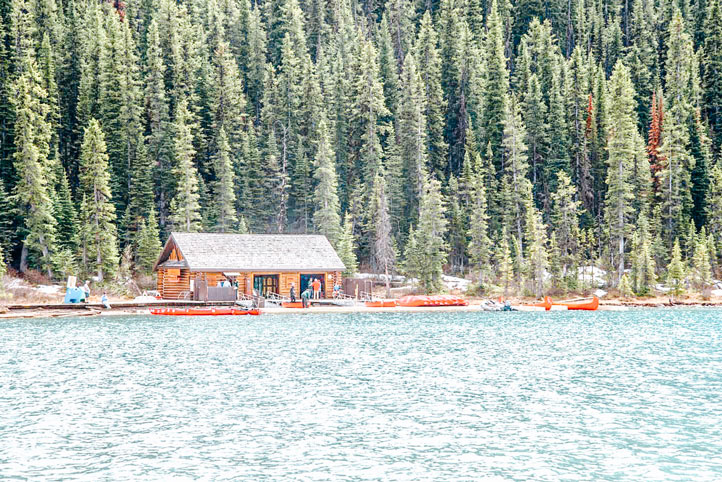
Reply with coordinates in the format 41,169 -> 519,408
35,284 -> 62,295
711,289 -> 722,298
594,289 -> 607,298
442,275 -> 471,291
655,284 -> 671,293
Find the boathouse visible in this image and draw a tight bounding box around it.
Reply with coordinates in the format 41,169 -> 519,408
153,232 -> 346,300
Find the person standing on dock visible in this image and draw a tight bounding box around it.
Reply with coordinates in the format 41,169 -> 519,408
290,282 -> 297,303
312,278 -> 321,299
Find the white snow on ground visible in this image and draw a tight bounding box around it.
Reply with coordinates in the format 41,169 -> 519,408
594,289 -> 607,298
35,285 -> 63,295
442,275 -> 471,291
711,289 -> 722,297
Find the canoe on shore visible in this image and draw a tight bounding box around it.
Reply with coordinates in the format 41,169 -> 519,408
150,308 -> 260,316
365,300 -> 398,307
553,296 -> 599,311
397,295 -> 469,307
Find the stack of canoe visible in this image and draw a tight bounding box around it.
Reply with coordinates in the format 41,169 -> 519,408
397,295 -> 469,307
150,307 -> 260,316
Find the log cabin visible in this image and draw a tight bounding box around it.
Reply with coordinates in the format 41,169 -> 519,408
153,232 -> 346,300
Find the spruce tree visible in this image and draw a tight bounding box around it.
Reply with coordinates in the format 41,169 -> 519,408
415,11 -> 448,180
704,0 -> 722,154
604,61 -> 639,285
135,207 -> 161,274
78,119 -> 119,282
169,98 -> 201,232
211,126 -> 237,232
313,118 -> 342,246
667,238 -> 686,296
501,94 -> 530,249
467,172 -> 491,284
691,230 -> 712,291
371,169 -> 396,298
414,176 -> 448,293
337,212 -> 358,276
496,232 -> 514,298
11,55 -> 58,277
481,0 -> 510,172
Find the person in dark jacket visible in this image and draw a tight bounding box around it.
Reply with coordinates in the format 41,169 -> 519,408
301,288 -> 312,308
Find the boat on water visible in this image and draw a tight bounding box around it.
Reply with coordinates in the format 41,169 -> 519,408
150,307 -> 261,316
397,295 -> 469,307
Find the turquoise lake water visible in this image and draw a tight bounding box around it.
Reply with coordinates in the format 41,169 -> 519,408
1,310 -> 721,480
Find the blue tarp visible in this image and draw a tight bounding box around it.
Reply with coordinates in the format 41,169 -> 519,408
64,287 -> 86,303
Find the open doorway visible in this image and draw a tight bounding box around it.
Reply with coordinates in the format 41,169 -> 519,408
299,274 -> 325,297
253,274 -> 279,297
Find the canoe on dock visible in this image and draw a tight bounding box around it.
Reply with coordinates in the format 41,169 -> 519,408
150,308 -> 260,316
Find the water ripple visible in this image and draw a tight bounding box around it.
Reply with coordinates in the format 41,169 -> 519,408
1,310 -> 722,480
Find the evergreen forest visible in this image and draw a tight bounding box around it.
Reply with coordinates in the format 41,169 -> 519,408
1,0 -> 722,297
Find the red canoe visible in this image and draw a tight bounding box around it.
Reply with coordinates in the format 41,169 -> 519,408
553,296 -> 599,311
528,296 -> 553,311
365,300 -> 398,307
150,307 -> 261,316
397,295 -> 468,307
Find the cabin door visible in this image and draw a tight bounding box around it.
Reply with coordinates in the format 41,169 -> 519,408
253,275 -> 279,297
300,274 -> 325,297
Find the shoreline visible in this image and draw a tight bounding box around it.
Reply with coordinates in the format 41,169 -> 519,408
3,298 -> 722,319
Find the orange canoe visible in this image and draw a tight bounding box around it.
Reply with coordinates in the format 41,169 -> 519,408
397,295 -> 468,307
526,296 -> 552,311
150,307 -> 261,316
553,296 -> 599,311
365,300 -> 397,307
281,302 -> 304,308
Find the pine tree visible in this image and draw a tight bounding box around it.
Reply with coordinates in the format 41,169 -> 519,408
78,119 -> 118,282
604,61 -> 639,285
414,176 -> 448,293
667,238 -> 686,296
467,172 -> 491,284
481,0 -> 510,172
11,54 -> 58,277
550,171 -> 581,275
337,212 -> 358,276
706,162 -> 722,252
704,0 -> 722,154
210,126 -> 237,232
501,94 -> 530,249
135,207 -> 161,274
371,169 -> 396,298
398,52 -> 428,228
415,11 -> 447,180
496,232 -> 514,298
524,196 -> 549,298
169,98 -> 201,232
313,118 -> 341,246
691,229 -> 712,291
619,273 -> 633,298
99,14 -> 144,219
630,212 -> 657,296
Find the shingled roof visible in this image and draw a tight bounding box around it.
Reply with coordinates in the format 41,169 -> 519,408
154,232 -> 346,272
